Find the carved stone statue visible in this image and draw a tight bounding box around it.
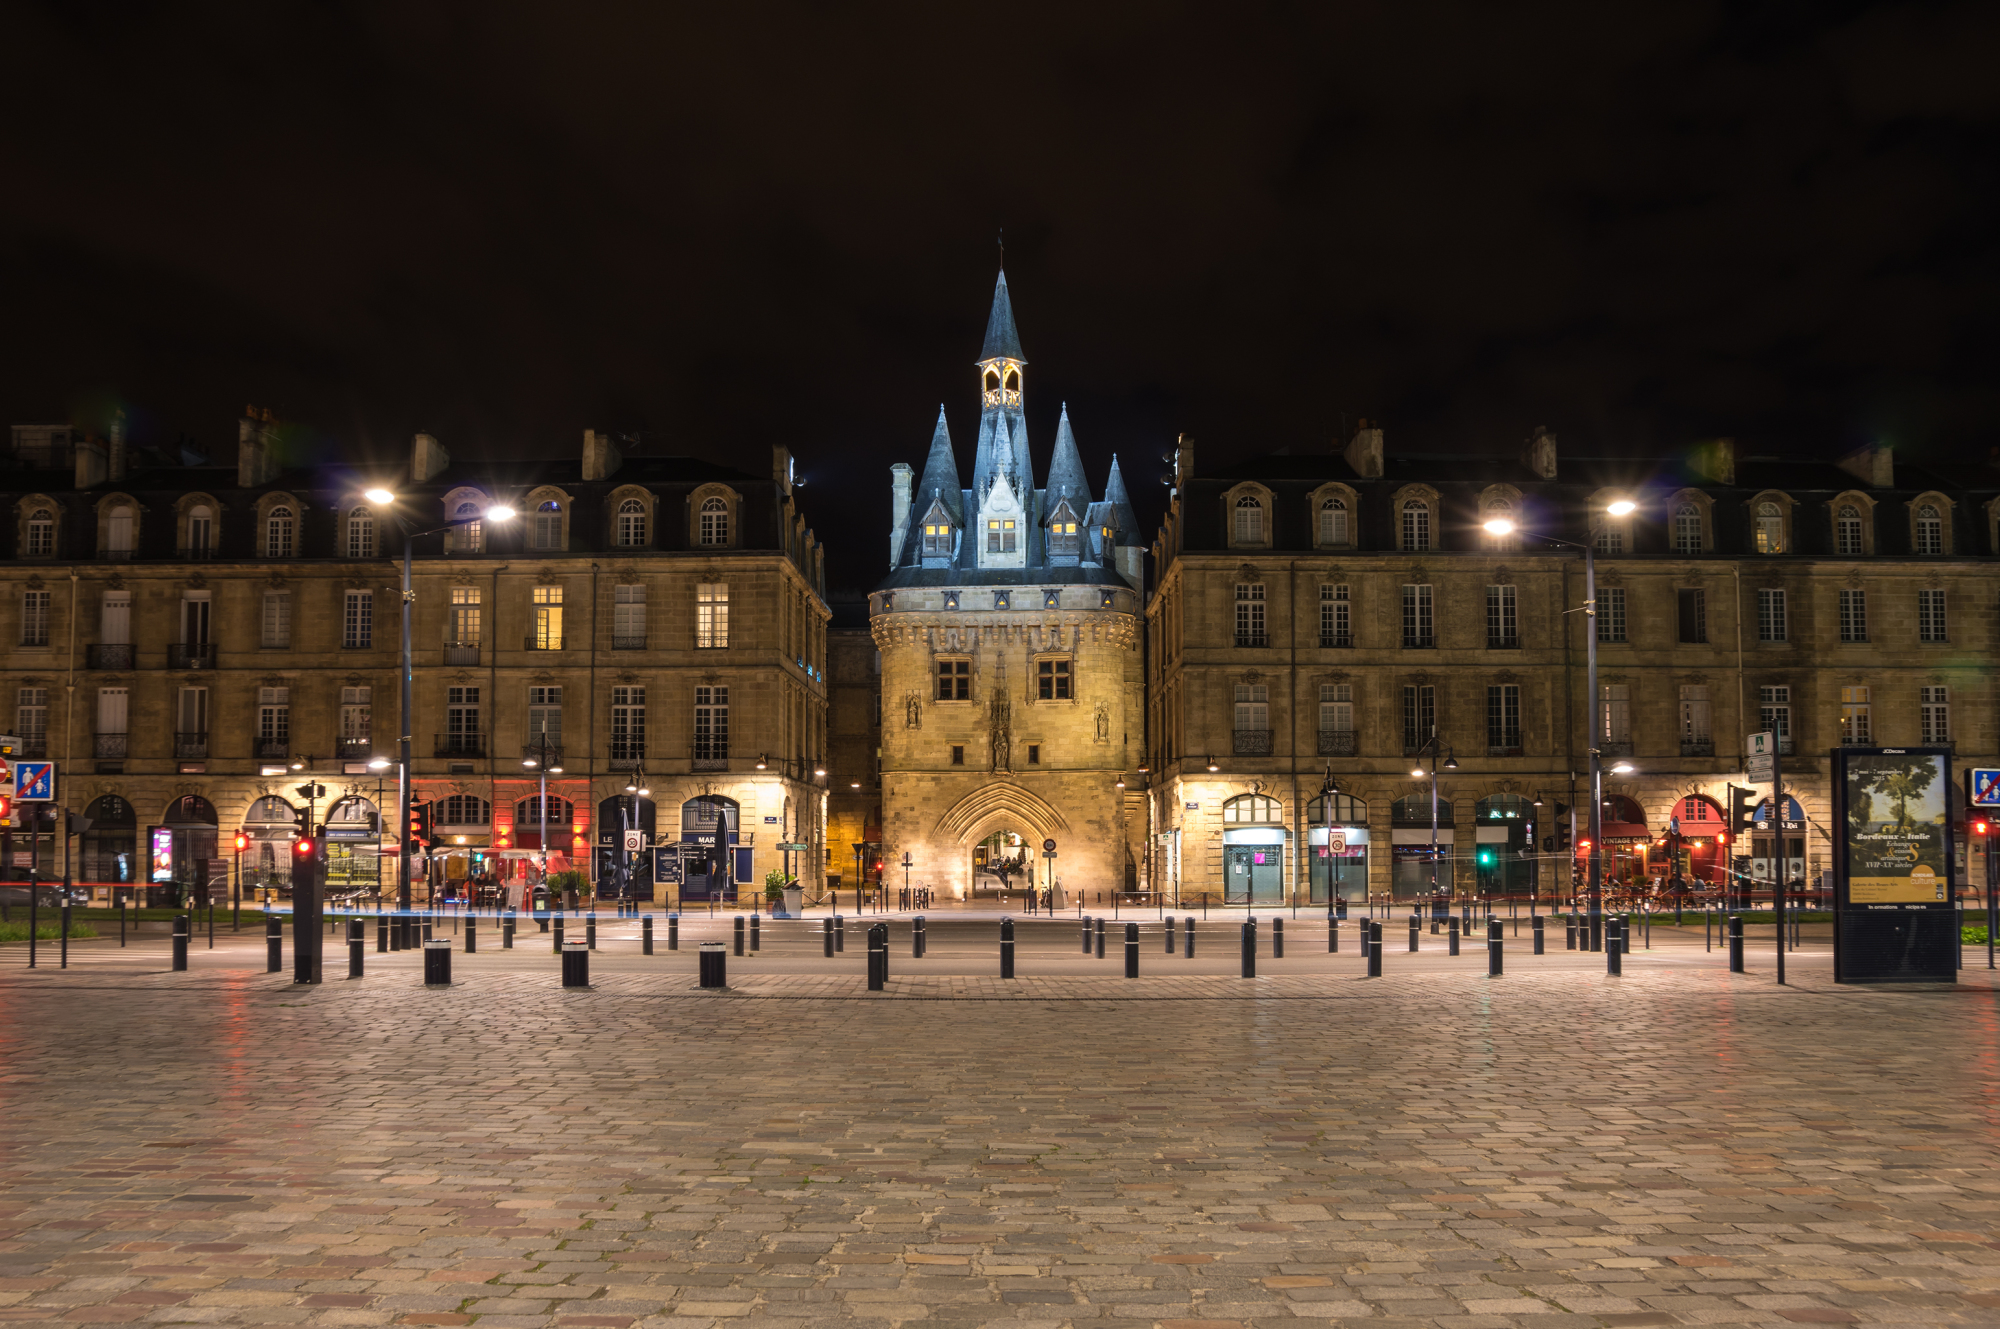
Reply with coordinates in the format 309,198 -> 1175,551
905,692 -> 922,729
1094,702 -> 1110,743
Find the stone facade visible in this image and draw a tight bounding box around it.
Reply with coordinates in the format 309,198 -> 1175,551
0,417 -> 830,904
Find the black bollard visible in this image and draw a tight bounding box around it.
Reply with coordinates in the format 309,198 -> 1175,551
424,939 -> 453,986
1589,910 -> 1603,953
503,915 -> 515,949
1094,916 -> 1106,960
751,914 -> 761,952
1081,916 -> 1092,954
1336,896 -> 1348,920
698,940 -> 727,988
348,918 -> 365,978
1409,914 -> 1420,952
1165,915 -> 1177,953
822,917 -> 834,957
1532,914 -> 1545,954
669,914 -> 680,950
587,915 -> 597,950
642,914 -> 654,955
466,915 -> 478,953
1240,919 -> 1256,978
266,914 -> 283,973
561,941 -> 589,988
1272,917 -> 1284,959
1000,917 -> 1015,979
1607,918 -> 1623,975
832,913 -> 843,953
377,914 -> 388,953
1728,914 -> 1745,972
1184,916 -> 1195,959
867,921 -> 887,990
912,915 -> 923,958
1565,913 -> 1577,950
734,915 -> 745,957
1488,917 -> 1503,977
61,902 -> 71,969
1328,915 -> 1339,953
1359,913 -> 1372,961
553,917 -> 565,953
1125,922 -> 1139,978
172,914 -> 190,972
1367,919 -> 1383,977
1448,916 -> 1460,957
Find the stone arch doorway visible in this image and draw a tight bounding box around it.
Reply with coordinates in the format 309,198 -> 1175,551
971,829 -> 1034,900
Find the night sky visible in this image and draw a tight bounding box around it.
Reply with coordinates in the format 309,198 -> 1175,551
5,2 -> 1995,597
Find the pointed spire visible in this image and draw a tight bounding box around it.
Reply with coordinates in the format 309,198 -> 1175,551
913,406 -> 962,526
1044,403 -> 1090,519
978,269 -> 1026,364
1103,453 -> 1142,543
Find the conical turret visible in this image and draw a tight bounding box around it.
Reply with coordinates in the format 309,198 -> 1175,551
1044,404 -> 1092,520
913,406 -> 962,526
978,270 -> 1026,365
1103,454 -> 1142,544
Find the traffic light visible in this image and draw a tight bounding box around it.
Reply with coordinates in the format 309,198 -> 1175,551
1552,802 -> 1571,854
1576,837 -> 1592,855
233,831 -> 249,853
1476,846 -> 1497,869
1728,784 -> 1758,840
0,793 -> 11,823
293,834 -> 316,858
408,800 -> 433,852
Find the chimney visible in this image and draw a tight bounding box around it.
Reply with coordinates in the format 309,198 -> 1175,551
889,462 -> 914,568
772,444 -> 794,495
75,434 -> 107,489
108,409 -> 127,482
412,432 -> 450,483
1174,433 -> 1198,488
1521,426 -> 1558,480
1836,442 -> 1894,488
581,429 -> 623,481
237,407 -> 280,488
1343,419 -> 1383,479
1691,437 -> 1736,486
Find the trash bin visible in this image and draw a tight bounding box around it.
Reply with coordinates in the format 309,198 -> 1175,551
561,941 -> 590,988
423,939 -> 452,986
698,940 -> 727,989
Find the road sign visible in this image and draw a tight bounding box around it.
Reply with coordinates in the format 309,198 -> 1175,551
1327,829 -> 1347,853
1970,769 -> 2000,808
622,829 -> 646,853
1745,731 -> 1775,784
776,841 -> 809,851
13,761 -> 55,802
1042,838 -> 1056,853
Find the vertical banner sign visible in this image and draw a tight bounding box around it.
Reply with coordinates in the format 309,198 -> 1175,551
1833,747 -> 1956,984
149,827 -> 175,883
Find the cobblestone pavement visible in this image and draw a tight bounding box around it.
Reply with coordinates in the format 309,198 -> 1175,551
3,924 -> 2000,1327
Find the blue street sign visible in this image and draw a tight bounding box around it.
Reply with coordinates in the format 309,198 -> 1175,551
13,760 -> 55,802
1971,769 -> 2000,808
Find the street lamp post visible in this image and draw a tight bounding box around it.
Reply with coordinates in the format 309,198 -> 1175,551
1316,766 -> 1341,911
1484,501 -> 1635,942
620,771 -> 651,905
1409,738 -> 1458,906
364,489 -> 514,913
523,737 -> 564,909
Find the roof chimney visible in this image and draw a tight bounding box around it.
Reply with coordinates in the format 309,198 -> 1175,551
412,432 -> 450,483
889,462 -> 914,568
1836,442 -> 1894,488
1521,426 -> 1558,480
1343,419 -> 1383,479
582,429 -> 623,482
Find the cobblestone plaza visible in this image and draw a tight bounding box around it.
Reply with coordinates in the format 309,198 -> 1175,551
4,921 -> 2000,1326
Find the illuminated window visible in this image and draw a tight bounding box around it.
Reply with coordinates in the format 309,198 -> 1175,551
532,585 -> 563,650
453,501 -> 484,552
697,582 -> 729,648
921,522 -> 951,556
1840,686 -> 1871,743
1048,520 -> 1079,557
1754,502 -> 1784,554
449,586 -> 481,645
985,519 -> 1016,553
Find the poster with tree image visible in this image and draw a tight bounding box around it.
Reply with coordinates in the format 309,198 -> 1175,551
1844,751 -> 1950,904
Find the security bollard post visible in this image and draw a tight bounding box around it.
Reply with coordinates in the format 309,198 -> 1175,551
503,915 -> 515,949
466,915 -> 478,953
1488,917 -> 1503,977
422,913 -> 432,945
424,939 -> 453,986
1273,917 -> 1284,959
1367,920 -> 1383,977
1094,916 -> 1105,960
1000,917 -> 1016,978
698,940 -> 727,988
1728,914 -> 1745,972
587,916 -> 597,950
734,915 -> 746,956
1125,921 -> 1139,978
832,913 -> 842,952
1081,917 -> 1092,954
1241,919 -> 1257,978
1409,914 -> 1420,952
1565,913 -> 1577,950
348,918 -> 365,978
822,919 -> 834,957
669,914 -> 680,950
1165,915 -> 1176,953
1336,896 -> 1348,920
62,902 -> 72,968
751,914 -> 762,952
377,914 -> 388,953
172,914 -> 190,971
912,915 -> 923,958
642,915 -> 654,955
553,917 -> 565,953
561,941 -> 589,988
1448,916 -> 1460,956
1531,914 -> 1544,954
1184,916 -> 1196,958
1607,918 -> 1623,975
867,922 -> 887,990
266,913 -> 283,973
1328,915 -> 1339,952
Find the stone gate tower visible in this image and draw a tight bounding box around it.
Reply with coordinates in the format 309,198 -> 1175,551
869,271 -> 1147,901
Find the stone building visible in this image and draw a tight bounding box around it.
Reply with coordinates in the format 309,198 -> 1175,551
1148,427 -> 2000,905
0,415 -> 829,904
824,603 -> 883,892
869,273 -> 1148,902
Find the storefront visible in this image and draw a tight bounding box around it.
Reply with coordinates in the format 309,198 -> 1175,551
150,794 -> 219,906
1667,794 -> 1729,889
1305,792 -> 1369,904
240,795 -> 296,900
1750,795 -> 1806,885
1599,794 -> 1651,888
675,795 -> 745,903
323,795 -> 382,896
1221,793 -> 1286,905
80,795 -> 138,893
593,794 -> 654,900
1390,794 -> 1453,898
1473,794 -> 1534,896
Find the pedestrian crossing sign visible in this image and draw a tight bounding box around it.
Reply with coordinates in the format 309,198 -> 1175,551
1971,768 -> 2000,808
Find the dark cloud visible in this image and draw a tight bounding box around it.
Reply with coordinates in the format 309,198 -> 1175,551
3,1 -> 1994,595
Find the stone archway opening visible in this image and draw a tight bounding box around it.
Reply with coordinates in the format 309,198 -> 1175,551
971,829 -> 1035,900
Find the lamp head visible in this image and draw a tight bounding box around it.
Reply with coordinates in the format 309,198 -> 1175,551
363,487 -> 395,506
1206,757 -> 1219,772
484,505 -> 516,521
1482,517 -> 1516,535
368,758 -> 390,771
1411,766 -> 1426,779
549,764 -> 563,775
637,786 -> 650,798
1443,755 -> 1459,771
1611,761 -> 1635,775
523,758 -> 538,768
1606,499 -> 1637,517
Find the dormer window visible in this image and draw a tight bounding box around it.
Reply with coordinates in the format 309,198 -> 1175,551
25,508 -> 54,557
265,506 -> 294,558
1049,521 -> 1079,556
532,500 -> 563,550
1754,502 -> 1784,554
922,522 -> 951,555
1400,498 -> 1432,552
986,519 -> 1016,553
698,495 -> 729,546
453,502 -> 484,553
1836,505 -> 1864,555
1673,502 -> 1704,554
616,498 -> 647,548
346,507 -> 374,558
1233,495 -> 1264,544
1317,497 -> 1349,547
1482,501 -> 1516,551
1915,503 -> 1943,555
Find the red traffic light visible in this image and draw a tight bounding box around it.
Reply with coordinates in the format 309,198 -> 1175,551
1576,838 -> 1592,852
293,836 -> 315,857
1976,820 -> 1992,837
0,794 -> 11,820
233,832 -> 250,852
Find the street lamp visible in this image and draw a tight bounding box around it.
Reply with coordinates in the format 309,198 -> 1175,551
523,734 -> 564,903
1484,498 -> 1634,939
619,772 -> 650,904
1410,736 -> 1457,900
1316,766 -> 1341,911
365,490 -> 515,912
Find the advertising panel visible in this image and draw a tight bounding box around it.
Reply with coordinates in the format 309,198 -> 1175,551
1843,750 -> 1951,904
149,827 -> 175,883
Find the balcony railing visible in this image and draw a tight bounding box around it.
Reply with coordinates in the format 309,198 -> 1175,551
1318,633 -> 1353,649
435,733 -> 486,758
691,747 -> 729,771
14,739 -> 47,759
1234,633 -> 1268,648
175,731 -> 209,759
94,733 -> 128,759
168,643 -> 215,669
442,642 -> 480,665
1839,734 -> 1875,747
1680,740 -> 1715,757
609,743 -> 645,769
86,643 -> 133,669
1232,728 -> 1273,757
1403,634 -> 1436,649
522,741 -> 564,766
1598,740 -> 1634,758
612,635 -> 647,651
1318,730 -> 1356,757
523,635 -> 563,651
100,548 -> 134,562
1488,635 -> 1520,649
178,545 -> 217,561
335,737 -> 373,760
256,738 -> 290,760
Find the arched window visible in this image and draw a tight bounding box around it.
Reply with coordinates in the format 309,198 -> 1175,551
699,496 -> 729,546
186,504 -> 214,556
1836,504 -> 1863,556
80,794 -> 138,883
1317,497 -> 1349,547
1400,498 -> 1431,551
437,795 -> 491,827
1232,495 -> 1264,545
1390,794 -> 1454,824
615,498 -> 647,547
1915,503 -> 1944,555
1754,502 -> 1784,554
265,506 -> 294,558
346,507 -> 374,558
514,795 -> 573,828
532,499 -> 563,550
453,501 -> 483,553
1222,793 -> 1283,823
1672,502 -> 1703,554
1475,793 -> 1532,821
105,505 -> 134,557
25,507 -> 54,557
1306,792 -> 1368,824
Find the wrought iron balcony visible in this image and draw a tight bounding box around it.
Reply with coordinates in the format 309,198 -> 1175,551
178,544 -> 217,560
256,739 -> 289,760
442,642 -> 480,665
175,731 -> 208,759
1234,633 -> 1268,648
435,733 -> 486,758
1317,730 -> 1356,757
522,741 -> 565,766
612,635 -> 647,650
1318,633 -> 1353,649
94,732 -> 128,759
100,548 -> 134,562
168,643 -> 214,669
609,741 -> 645,767
335,737 -> 373,760
1488,635 -> 1520,649
523,635 -> 563,651
1232,728 -> 1273,757
691,746 -> 729,771
13,738 -> 47,759
1403,634 -> 1436,648
1680,740 -> 1715,757
86,644 -> 133,669
1598,740 -> 1634,758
